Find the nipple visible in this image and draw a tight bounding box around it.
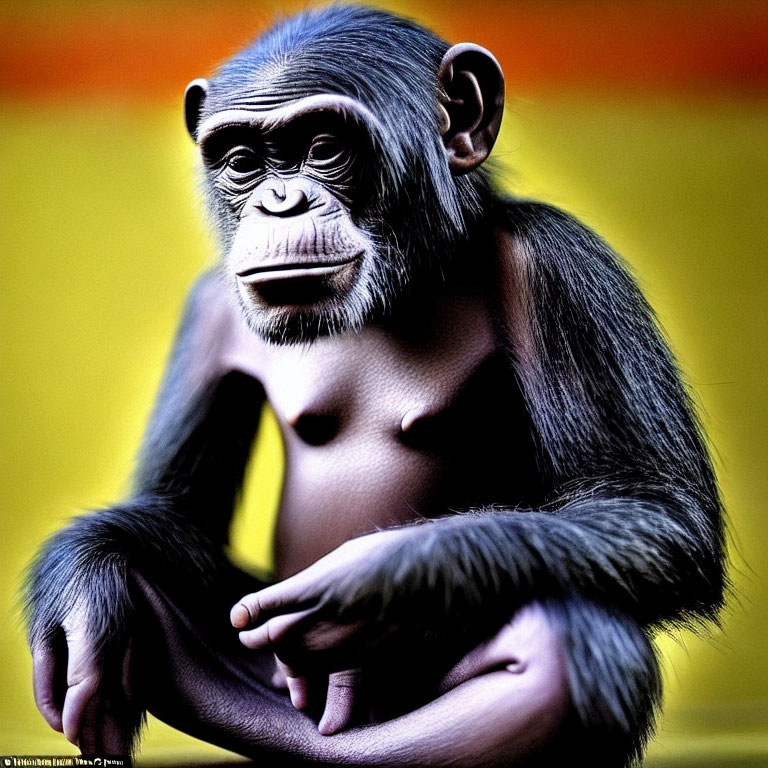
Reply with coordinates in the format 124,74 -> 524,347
401,404 -> 441,434
401,406 -> 424,433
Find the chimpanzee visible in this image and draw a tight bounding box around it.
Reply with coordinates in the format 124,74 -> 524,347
24,6 -> 725,767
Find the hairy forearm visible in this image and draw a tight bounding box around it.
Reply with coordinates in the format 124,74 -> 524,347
325,491 -> 723,641
434,494 -> 723,627
23,496 -> 226,649
445,503 -> 719,628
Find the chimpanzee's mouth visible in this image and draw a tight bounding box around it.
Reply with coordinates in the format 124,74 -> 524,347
237,254 -> 362,285
237,253 -> 364,308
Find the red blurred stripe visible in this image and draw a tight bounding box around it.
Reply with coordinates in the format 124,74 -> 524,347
454,2 -> 768,93
0,6 -> 266,101
1,2 -> 767,99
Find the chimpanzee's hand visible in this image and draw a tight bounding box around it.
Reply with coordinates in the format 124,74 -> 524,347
231,526 -> 421,734
31,600 -> 134,753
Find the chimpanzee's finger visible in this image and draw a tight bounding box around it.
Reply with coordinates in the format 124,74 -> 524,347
238,608 -> 315,649
32,640 -> 63,732
271,655 -> 308,710
231,576 -> 316,628
61,622 -> 102,745
286,674 -> 310,711
318,668 -> 360,735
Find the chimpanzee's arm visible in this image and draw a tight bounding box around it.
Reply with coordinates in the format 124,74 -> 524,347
23,270 -> 265,750
488,199 -> 725,625
232,200 -> 724,762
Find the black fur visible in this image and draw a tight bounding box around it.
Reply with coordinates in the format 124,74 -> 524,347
23,6 -> 724,766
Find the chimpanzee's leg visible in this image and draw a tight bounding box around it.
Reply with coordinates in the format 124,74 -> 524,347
132,574 -> 576,767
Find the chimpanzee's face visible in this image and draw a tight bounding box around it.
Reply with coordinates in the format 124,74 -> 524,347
194,90 -> 410,345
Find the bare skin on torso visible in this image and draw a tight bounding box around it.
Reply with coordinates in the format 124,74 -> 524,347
220,278 -> 533,579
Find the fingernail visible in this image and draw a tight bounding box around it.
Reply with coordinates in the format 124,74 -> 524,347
230,604 -> 249,628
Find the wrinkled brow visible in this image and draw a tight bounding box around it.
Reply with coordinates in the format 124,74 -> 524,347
198,95 -> 386,143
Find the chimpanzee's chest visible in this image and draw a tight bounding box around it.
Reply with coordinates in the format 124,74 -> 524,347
261,324 -> 495,450
249,295 -> 537,575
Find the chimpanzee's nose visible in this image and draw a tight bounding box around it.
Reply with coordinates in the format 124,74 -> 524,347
257,180 -> 309,216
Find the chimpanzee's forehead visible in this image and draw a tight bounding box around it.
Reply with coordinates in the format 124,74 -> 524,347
203,63 -> 372,121
214,84 -> 332,112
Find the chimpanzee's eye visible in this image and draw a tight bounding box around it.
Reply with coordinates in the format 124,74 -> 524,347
307,134 -> 345,166
224,148 -> 260,175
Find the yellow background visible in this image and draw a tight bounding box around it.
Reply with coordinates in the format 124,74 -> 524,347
1,1 -> 767,764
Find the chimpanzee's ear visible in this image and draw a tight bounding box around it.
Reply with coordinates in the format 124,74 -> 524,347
437,44 -> 504,174
184,78 -> 210,142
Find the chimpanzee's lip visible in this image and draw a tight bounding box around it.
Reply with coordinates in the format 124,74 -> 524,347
237,254 -> 361,284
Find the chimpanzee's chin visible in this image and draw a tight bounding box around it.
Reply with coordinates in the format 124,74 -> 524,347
242,302 -> 369,346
